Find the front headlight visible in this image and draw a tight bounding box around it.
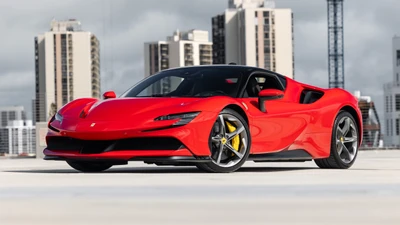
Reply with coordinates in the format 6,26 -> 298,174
55,112 -> 63,122
155,112 -> 200,126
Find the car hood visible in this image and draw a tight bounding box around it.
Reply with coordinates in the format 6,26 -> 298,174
75,97 -> 207,121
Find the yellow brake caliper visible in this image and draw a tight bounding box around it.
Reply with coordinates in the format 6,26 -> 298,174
225,121 -> 240,152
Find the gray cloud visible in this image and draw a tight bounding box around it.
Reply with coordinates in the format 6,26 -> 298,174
0,0 -> 397,133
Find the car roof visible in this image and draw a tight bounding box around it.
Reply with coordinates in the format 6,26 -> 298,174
158,64 -> 280,76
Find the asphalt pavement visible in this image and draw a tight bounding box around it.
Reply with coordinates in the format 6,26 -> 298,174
1,150 -> 400,225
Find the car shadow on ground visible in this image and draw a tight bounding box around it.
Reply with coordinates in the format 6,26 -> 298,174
4,166 -> 319,174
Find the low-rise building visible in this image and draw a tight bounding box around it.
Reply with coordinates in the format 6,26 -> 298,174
0,120 -> 36,156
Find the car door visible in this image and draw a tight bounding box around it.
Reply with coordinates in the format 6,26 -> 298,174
239,72 -> 318,153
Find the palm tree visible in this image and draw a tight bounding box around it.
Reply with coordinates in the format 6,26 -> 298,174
49,102 -> 57,117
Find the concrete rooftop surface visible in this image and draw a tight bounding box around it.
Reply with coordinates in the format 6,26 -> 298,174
1,150 -> 400,225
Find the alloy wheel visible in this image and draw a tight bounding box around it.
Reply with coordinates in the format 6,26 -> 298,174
209,113 -> 249,168
335,116 -> 358,164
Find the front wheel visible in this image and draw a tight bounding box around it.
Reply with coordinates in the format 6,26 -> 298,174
196,109 -> 251,173
315,111 -> 359,169
66,160 -> 113,172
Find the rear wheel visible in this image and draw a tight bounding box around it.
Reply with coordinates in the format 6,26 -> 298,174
315,111 -> 359,169
196,109 -> 251,173
66,160 -> 113,172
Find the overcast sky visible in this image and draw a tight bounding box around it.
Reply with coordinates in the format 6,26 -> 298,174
0,0 -> 398,130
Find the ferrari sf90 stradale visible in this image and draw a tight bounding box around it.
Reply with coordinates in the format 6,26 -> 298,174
44,65 -> 362,173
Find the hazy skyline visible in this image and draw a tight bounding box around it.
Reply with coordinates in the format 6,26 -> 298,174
1,0 -> 399,130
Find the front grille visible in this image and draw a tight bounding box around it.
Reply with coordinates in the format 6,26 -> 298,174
47,136 -> 185,154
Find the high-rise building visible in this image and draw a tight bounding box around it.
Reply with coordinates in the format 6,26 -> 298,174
34,19 -> 100,123
31,99 -> 36,125
0,106 -> 26,128
383,36 -> 400,147
0,120 -> 36,156
144,29 -> 213,93
212,0 -> 295,79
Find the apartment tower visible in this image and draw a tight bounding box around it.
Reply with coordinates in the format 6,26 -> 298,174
212,0 -> 295,79
144,29 -> 213,93
383,36 -> 400,147
34,19 -> 100,123
0,106 -> 26,127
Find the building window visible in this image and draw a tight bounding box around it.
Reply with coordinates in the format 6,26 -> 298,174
391,119 -> 393,136
387,119 -> 389,136
397,73 -> 399,82
397,119 -> 400,136
9,111 -> 16,121
396,94 -> 400,111
386,96 -> 389,113
389,95 -> 393,112
397,50 -> 400,66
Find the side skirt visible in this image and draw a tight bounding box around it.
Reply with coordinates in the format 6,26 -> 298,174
248,149 -> 313,162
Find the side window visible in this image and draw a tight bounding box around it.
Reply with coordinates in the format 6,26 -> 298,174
243,74 -> 284,97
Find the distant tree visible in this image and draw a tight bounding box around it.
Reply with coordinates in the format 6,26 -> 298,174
49,102 -> 57,117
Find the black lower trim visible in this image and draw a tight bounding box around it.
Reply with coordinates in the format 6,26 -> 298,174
44,156 -> 128,165
46,136 -> 185,154
44,155 -> 211,166
130,156 -> 211,166
248,149 -> 313,162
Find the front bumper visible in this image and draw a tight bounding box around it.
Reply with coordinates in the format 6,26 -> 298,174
44,111 -> 217,162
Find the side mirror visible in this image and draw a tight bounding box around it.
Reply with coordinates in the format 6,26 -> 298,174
103,91 -> 116,99
258,89 -> 284,112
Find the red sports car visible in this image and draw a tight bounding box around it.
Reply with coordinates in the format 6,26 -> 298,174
44,65 -> 362,173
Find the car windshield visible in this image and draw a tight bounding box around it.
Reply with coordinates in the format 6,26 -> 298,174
120,67 -> 243,98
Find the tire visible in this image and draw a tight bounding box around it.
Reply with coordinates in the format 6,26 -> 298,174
315,110 -> 359,169
196,108 -> 251,173
66,160 -> 113,172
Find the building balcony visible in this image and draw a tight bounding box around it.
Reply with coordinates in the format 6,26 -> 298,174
200,45 -> 212,50
200,57 -> 212,61
200,52 -> 212,57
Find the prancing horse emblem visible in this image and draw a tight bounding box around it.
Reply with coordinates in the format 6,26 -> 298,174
90,123 -> 96,127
